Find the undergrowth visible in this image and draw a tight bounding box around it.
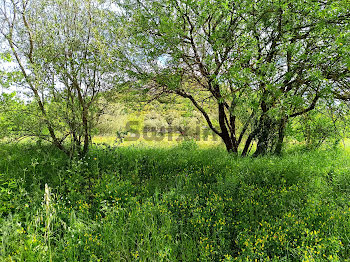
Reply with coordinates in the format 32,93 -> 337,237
0,142 -> 349,261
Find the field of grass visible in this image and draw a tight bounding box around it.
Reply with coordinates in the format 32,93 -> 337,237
1,141 -> 350,261
92,134 -> 223,148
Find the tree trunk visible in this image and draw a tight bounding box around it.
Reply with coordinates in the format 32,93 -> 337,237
218,103 -> 238,153
74,81 -> 90,157
221,132 -> 237,153
241,132 -> 255,157
274,117 -> 287,155
253,115 -> 272,157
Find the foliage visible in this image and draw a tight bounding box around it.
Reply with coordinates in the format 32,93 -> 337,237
0,1 -> 349,260
0,93 -> 50,140
289,102 -> 350,149
0,0 -> 116,156
116,0 -> 350,155
1,143 -> 350,261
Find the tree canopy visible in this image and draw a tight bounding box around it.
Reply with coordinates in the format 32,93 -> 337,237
1,0 -> 116,156
116,0 -> 350,155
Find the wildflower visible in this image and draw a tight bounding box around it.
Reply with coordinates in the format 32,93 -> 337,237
132,251 -> 139,258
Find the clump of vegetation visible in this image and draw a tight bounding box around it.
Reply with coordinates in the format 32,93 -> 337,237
1,143 -> 349,261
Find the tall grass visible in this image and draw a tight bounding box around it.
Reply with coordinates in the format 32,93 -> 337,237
0,142 -> 349,261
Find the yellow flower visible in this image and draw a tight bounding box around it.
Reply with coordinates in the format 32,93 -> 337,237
132,251 -> 139,258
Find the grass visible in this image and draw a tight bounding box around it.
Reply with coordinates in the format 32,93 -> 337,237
0,141 -> 350,261
92,134 -> 223,148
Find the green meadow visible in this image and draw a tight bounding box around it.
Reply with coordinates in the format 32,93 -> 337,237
1,141 -> 350,261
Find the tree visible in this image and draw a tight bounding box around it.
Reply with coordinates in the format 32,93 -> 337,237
0,53 -> 32,140
0,0 -> 115,156
116,0 -> 350,156
289,101 -> 350,149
